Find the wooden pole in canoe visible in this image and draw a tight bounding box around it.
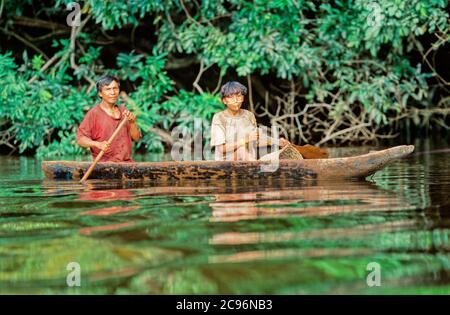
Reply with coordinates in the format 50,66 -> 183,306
79,117 -> 128,184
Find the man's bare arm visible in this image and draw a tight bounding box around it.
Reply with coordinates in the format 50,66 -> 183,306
216,130 -> 259,154
77,135 -> 110,152
216,141 -> 242,155
129,122 -> 141,141
123,109 -> 141,141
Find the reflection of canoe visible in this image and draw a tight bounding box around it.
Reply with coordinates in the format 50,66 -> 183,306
41,145 -> 414,181
209,182 -> 416,222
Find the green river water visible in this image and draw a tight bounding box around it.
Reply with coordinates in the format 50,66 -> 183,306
0,140 -> 449,294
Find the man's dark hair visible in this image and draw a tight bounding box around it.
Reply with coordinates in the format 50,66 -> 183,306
220,81 -> 247,99
96,74 -> 120,93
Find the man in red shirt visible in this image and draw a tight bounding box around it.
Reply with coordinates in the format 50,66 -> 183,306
77,75 -> 141,162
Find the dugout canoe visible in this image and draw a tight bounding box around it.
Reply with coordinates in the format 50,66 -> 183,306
41,145 -> 414,181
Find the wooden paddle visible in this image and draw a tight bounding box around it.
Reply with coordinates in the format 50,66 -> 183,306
259,133 -> 329,159
292,144 -> 329,159
79,116 -> 128,184
253,126 -> 328,159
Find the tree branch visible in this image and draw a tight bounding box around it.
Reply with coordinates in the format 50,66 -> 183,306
0,27 -> 49,60
149,127 -> 174,145
413,35 -> 449,86
12,16 -> 66,30
316,123 -> 372,146
165,56 -> 198,70
180,0 -> 202,26
28,53 -> 60,84
0,0 -> 4,20
247,75 -> 255,112
193,60 -> 212,93
23,29 -> 70,42
68,15 -> 96,90
212,70 -> 224,94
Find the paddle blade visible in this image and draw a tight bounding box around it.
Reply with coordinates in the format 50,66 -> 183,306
293,144 -> 329,159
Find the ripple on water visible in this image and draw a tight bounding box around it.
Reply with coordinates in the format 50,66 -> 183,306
1,148 -> 450,294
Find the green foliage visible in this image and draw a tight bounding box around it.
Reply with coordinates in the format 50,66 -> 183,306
0,52 -> 91,155
0,0 -> 448,156
154,0 -> 448,126
113,51 -> 223,152
0,48 -> 222,156
158,0 -> 321,79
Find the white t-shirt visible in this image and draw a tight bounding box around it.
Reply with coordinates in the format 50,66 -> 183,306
210,109 -> 257,161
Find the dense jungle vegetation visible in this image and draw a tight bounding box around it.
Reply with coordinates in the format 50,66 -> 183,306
0,0 -> 449,157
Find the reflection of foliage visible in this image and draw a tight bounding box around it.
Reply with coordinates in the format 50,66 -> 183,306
1,156 -> 450,293
2,211 -> 449,294
0,0 -> 449,155
0,234 -> 182,294
116,253 -> 450,294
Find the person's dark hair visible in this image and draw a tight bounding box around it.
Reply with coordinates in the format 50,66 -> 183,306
220,81 -> 247,99
96,74 -> 120,93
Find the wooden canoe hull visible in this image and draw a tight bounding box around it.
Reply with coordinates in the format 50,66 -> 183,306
41,145 -> 414,181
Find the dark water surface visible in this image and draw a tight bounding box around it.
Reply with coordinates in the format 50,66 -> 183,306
1,141 -> 449,294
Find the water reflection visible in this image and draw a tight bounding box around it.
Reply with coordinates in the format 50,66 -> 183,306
78,189 -> 134,202
38,178 -> 419,266
209,181 -> 414,223
205,180 -> 416,264
1,142 -> 450,294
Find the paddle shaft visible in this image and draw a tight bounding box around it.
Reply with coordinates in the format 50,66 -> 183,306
79,117 -> 128,183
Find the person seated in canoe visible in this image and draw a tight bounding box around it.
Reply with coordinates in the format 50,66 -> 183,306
210,81 -> 290,161
77,74 -> 141,162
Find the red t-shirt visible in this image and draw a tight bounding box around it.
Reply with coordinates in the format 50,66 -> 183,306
77,104 -> 137,162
